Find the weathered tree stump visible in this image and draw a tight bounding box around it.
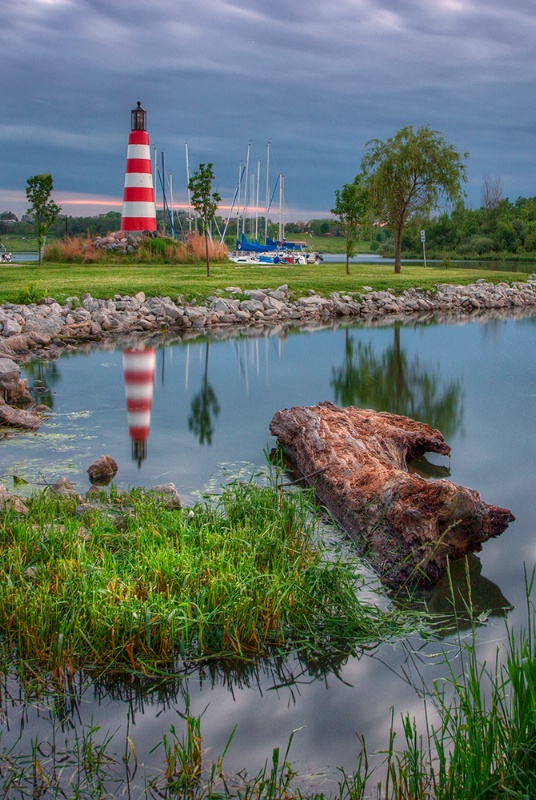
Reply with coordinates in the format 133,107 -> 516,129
270,401 -> 514,589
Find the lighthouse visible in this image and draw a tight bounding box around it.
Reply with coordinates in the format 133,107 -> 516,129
122,347 -> 156,466
120,101 -> 157,232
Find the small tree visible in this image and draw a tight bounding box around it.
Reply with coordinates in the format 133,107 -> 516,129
188,163 -> 221,277
331,175 -> 369,274
25,174 -> 62,266
361,126 -> 468,274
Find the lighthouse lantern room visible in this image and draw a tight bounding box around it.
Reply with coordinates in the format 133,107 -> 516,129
131,100 -> 147,131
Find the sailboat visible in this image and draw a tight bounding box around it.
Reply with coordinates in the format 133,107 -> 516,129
228,165 -> 322,265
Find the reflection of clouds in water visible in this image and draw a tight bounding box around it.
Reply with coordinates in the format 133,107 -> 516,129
111,644 -> 442,783
1,604 -> 518,788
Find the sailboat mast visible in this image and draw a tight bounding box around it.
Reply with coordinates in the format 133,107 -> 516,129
250,173 -> 255,239
185,142 -> 192,233
169,172 -> 174,238
278,173 -> 284,243
265,140 -> 270,243
237,162 -> 242,240
243,142 -> 251,238
161,151 -> 166,236
153,147 -> 158,229
255,158 -> 261,241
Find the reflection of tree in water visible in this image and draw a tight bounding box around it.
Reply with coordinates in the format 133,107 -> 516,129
24,359 -> 61,409
188,341 -> 220,445
331,326 -> 463,438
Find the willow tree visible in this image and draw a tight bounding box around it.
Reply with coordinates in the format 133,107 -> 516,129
188,163 -> 221,277
361,126 -> 468,273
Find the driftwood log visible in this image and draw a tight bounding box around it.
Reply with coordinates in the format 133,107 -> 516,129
270,401 -> 514,589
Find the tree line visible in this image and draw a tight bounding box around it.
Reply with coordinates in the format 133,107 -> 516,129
330,126 -> 536,272
0,209 -> 123,238
405,193 -> 536,258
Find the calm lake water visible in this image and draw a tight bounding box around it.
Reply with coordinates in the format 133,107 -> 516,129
1,305 -> 536,791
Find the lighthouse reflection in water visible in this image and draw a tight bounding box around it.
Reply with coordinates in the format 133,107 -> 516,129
122,347 -> 156,466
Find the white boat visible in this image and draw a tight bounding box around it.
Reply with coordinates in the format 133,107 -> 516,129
229,234 -> 322,266
0,244 -> 12,263
229,252 -> 261,264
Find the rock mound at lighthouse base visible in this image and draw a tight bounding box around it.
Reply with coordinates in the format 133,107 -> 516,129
90,230 -> 161,255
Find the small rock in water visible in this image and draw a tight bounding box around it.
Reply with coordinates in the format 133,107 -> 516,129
87,455 -> 119,485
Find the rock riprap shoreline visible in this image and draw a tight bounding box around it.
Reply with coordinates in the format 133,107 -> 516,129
0,277 -> 535,428
0,278 -> 535,365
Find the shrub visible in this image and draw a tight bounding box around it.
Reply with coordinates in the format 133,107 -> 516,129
458,235 -> 495,255
17,281 -> 50,304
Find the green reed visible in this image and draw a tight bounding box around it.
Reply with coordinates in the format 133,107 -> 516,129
4,481 -> 534,797
370,568 -> 536,800
3,586 -> 536,800
0,481 -> 421,677
2,573 -> 536,797
174,571 -> 536,800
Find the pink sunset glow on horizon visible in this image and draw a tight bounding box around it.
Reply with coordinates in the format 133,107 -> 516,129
0,188 -> 329,222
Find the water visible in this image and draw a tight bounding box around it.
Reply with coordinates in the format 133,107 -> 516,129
1,308 -> 536,790
8,251 -> 534,270
321,253 -> 532,271
4,252 -> 38,262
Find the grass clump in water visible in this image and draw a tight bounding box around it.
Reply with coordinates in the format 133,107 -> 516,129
0,480 -> 422,677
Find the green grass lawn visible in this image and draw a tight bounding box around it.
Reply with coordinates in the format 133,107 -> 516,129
1,258 -> 532,306
0,235 -> 39,252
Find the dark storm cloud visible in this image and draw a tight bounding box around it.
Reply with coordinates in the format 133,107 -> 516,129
1,0 -> 536,217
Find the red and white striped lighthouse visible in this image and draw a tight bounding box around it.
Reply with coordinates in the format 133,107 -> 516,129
122,347 -> 156,466
120,101 -> 157,232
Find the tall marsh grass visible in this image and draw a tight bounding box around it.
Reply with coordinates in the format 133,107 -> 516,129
44,233 -> 229,264
136,232 -> 228,264
356,569 -> 536,800
44,235 -> 107,263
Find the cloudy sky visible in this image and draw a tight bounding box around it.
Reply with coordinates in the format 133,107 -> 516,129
1,0 -> 535,222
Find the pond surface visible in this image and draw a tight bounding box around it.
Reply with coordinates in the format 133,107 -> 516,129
1,307 -> 536,791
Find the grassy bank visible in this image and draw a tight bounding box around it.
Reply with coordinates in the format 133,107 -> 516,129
0,259 -> 532,307
0,235 -> 39,252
